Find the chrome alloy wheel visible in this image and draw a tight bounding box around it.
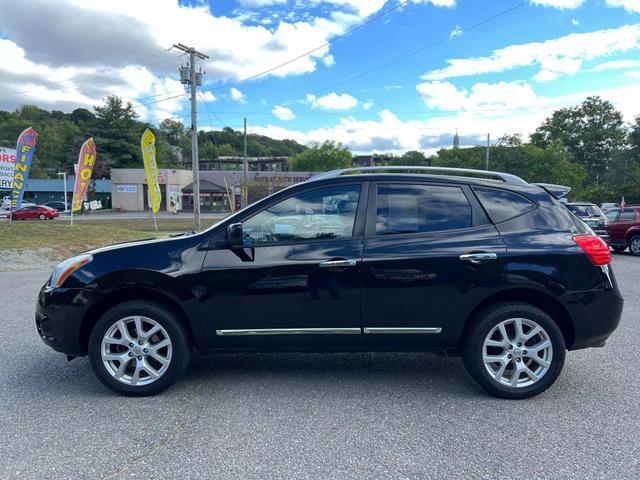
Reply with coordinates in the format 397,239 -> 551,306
482,318 -> 553,388
101,316 -> 172,386
630,237 -> 640,255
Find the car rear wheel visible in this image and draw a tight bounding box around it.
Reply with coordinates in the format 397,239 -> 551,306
88,301 -> 191,396
628,236 -> 640,256
462,302 -> 565,399
611,246 -> 626,252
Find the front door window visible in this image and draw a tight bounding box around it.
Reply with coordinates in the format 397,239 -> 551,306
242,185 -> 361,245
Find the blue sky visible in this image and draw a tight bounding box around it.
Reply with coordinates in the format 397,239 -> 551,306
0,0 -> 639,152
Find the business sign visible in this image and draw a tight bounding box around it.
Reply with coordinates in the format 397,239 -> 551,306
11,127 -> 37,209
141,129 -> 161,214
117,184 -> 138,193
72,138 -> 97,212
0,147 -> 16,189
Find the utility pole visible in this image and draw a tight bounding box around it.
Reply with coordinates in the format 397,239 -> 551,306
485,133 -> 490,171
242,117 -> 248,208
174,43 -> 209,231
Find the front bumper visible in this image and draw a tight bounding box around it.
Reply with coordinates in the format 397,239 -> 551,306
36,285 -> 89,356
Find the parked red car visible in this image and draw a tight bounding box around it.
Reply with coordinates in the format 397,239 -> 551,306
606,206 -> 640,255
6,205 -> 59,220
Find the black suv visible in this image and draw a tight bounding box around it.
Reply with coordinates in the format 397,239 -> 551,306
36,167 -> 623,399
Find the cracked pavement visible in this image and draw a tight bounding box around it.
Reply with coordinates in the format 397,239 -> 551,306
1,254 -> 639,479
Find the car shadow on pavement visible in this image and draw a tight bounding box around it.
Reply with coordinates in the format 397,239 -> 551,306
180,351 -> 483,399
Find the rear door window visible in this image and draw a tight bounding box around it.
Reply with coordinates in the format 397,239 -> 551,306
618,210 -> 636,221
473,187 -> 535,224
376,184 -> 473,235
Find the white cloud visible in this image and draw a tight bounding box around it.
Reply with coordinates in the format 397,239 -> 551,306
362,100 -> 375,110
532,0 -> 585,8
319,0 -> 455,18
322,54 -> 336,67
589,59 -> 640,72
237,0 -> 286,6
272,105 -> 295,120
201,91 -> 217,102
571,18 -> 580,26
230,87 -> 246,103
449,25 -> 463,39
606,0 -> 640,13
624,71 -> 640,79
249,81 -> 640,155
422,24 -> 640,82
306,92 -> 359,110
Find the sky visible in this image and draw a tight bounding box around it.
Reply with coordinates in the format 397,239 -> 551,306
0,0 -> 639,154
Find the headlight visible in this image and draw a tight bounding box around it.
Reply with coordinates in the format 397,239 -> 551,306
49,254 -> 93,288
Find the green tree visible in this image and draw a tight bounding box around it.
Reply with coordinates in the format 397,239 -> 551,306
434,143 -> 586,193
389,150 -> 428,166
288,141 -> 352,171
531,96 -> 627,183
93,95 -> 142,175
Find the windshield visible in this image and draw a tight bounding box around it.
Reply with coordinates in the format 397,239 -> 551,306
567,205 -> 601,218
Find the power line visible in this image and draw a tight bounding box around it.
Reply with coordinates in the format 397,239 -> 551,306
205,0 -> 412,93
221,0 -> 532,123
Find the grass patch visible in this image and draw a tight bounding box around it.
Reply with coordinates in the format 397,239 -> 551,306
0,217 -> 221,261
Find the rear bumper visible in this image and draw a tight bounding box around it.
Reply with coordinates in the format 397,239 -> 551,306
36,285 -> 88,356
560,286 -> 623,350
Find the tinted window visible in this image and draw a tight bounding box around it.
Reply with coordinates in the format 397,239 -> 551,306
618,210 -> 636,221
567,205 -> 601,218
473,187 -> 535,223
243,185 -> 360,245
376,184 -> 472,235
605,209 -> 620,221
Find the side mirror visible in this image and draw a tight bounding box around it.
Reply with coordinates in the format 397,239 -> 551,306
226,222 -> 244,248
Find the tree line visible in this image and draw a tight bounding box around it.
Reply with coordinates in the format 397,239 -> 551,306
1,95 -> 639,203
290,97 -> 640,204
0,95 -> 308,180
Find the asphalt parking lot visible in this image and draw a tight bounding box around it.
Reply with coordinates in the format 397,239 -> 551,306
1,254 -> 638,480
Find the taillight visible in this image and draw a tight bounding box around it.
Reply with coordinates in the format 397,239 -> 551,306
573,235 -> 611,266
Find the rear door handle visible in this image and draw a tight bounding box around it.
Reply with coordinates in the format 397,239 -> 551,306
459,253 -> 498,264
319,259 -> 357,269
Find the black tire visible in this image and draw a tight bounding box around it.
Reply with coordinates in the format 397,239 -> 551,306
628,236 -> 640,256
611,246 -> 626,253
39,213 -> 46,220
88,301 -> 191,396
462,302 -> 566,399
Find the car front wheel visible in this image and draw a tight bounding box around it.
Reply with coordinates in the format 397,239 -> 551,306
462,302 -> 565,399
38,213 -> 46,220
628,236 -> 640,256
88,301 -> 191,396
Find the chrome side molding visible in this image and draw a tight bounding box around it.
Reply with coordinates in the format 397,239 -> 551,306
363,327 -> 442,334
216,327 -> 361,336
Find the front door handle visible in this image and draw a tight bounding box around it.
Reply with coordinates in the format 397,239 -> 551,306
459,253 -> 498,264
318,259 -> 357,269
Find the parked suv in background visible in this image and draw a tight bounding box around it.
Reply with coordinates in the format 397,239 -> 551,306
565,202 -> 609,239
605,206 -> 640,255
35,167 -> 623,399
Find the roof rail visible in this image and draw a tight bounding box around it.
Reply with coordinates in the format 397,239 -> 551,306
307,166 -> 528,185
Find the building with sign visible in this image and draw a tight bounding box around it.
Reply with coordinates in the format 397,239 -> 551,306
1,177 -> 112,207
110,168 -> 315,213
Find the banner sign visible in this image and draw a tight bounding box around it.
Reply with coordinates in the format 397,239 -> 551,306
71,138 -> 97,212
0,147 -> 16,189
141,128 -> 161,214
11,127 -> 37,209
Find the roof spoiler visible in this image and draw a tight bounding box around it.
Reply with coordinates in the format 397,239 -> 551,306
532,183 -> 571,199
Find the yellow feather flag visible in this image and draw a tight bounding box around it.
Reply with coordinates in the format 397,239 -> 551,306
141,128 -> 161,214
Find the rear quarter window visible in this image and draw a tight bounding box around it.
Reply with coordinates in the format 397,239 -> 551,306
473,186 -> 535,224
